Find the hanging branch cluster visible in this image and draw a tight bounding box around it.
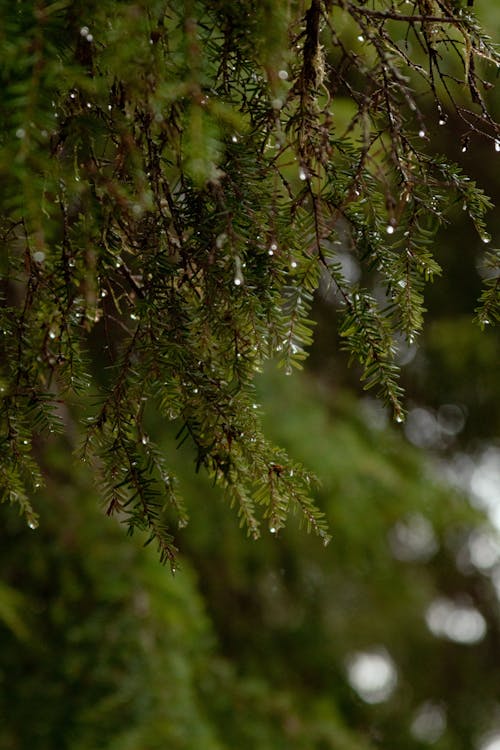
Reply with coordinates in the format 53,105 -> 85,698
0,0 -> 498,561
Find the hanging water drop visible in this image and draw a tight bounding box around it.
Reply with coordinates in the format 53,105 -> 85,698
418,129 -> 426,139
234,256 -> 244,286
495,140 -> 500,153
386,224 -> 395,235
269,527 -> 277,534
28,519 -> 39,530
290,260 -> 297,269
395,413 -> 404,423
357,35 -> 364,42
481,233 -> 491,244
299,166 -> 307,181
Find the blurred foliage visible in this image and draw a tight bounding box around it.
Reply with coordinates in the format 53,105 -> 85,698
2,369 -> 500,749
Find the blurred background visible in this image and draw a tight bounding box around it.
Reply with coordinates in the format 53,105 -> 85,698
1,3 -> 499,749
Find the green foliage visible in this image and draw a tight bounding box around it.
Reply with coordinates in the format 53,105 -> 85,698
0,0 -> 499,556
3,371 -> 499,749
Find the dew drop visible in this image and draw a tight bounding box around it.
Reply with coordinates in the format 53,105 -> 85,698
80,26 -> 89,36
299,167 -> 307,181
438,118 -> 446,126
386,224 -> 395,235
461,145 -> 467,153
357,35 -> 364,42
481,234 -> 491,244
418,129 -> 426,139
231,134 -> 238,143
395,413 -> 404,423
28,519 -> 39,530
290,260 -> 297,269
269,526 -> 277,534
278,69 -> 288,80
495,140 -> 500,153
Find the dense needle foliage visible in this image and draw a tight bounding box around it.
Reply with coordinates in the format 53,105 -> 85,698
1,0 -> 499,560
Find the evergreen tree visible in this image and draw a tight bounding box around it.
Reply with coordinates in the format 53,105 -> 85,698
1,0 -> 499,560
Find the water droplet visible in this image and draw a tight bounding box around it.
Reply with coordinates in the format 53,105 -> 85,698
299,167 -> 307,181
231,134 -> 238,143
130,312 -> 138,320
269,526 -> 277,534
482,318 -> 491,325
278,69 -> 288,80
481,233 -> 491,244
86,33 -> 93,42
438,118 -> 446,126
100,289 -> 108,297
418,129 -> 426,139
49,329 -> 57,339
28,519 -> 39,530
234,256 -> 244,286
141,435 -> 148,444
70,92 -> 76,99
86,102 -> 92,109
461,145 -> 467,153
395,413 -> 404,423
80,26 -> 89,36
495,140 -> 500,153
16,127 -> 26,139
290,260 -> 297,269
285,365 -> 292,376
386,224 -> 395,235
357,35 -> 364,42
